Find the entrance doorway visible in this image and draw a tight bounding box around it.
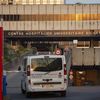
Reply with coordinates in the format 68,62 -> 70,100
73,70 -> 99,86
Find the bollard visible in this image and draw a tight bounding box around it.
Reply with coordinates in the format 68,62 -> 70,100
3,70 -> 7,100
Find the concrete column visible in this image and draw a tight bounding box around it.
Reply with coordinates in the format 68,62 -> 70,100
27,42 -> 31,49
90,40 -> 94,47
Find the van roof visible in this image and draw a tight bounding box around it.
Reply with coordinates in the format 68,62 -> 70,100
24,55 -> 65,59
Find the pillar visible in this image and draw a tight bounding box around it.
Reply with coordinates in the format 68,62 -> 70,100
0,27 -> 3,100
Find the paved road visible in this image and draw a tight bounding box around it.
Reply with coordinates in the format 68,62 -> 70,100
7,72 -> 100,100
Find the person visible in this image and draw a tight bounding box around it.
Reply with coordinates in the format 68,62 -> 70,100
18,66 -> 21,71
3,70 -> 7,96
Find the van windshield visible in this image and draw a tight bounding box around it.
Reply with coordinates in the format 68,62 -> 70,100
31,58 -> 62,72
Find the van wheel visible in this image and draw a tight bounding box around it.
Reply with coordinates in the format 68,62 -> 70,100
60,91 -> 66,97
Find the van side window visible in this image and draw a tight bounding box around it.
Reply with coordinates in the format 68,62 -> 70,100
23,58 -> 27,71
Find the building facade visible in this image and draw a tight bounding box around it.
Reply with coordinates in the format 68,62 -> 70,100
0,3 -> 100,86
0,4 -> 100,35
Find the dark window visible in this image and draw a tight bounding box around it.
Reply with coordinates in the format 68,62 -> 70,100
7,15 -> 10,21
31,58 -> 62,72
14,15 -> 19,21
9,15 -> 14,21
3,15 -> 6,21
2,14 -> 20,21
0,15 -> 2,20
2,15 -> 10,21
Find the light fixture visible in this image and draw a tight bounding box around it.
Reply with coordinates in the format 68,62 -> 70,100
78,71 -> 84,74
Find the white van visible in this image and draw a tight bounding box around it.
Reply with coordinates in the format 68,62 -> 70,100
21,54 -> 68,97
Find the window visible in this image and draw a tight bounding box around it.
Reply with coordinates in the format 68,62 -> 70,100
15,15 -> 19,21
9,15 -> 14,21
31,58 -> 62,72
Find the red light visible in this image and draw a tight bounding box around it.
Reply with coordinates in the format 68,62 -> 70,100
64,64 -> 67,75
27,65 -> 30,76
64,64 -> 66,67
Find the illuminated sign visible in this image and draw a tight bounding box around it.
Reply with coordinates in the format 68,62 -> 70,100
4,30 -> 100,38
7,31 -> 43,36
4,31 -> 51,37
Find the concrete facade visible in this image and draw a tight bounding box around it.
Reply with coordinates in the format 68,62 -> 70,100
0,4 -> 100,36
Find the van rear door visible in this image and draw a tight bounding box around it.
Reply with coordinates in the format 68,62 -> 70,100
30,55 -> 66,91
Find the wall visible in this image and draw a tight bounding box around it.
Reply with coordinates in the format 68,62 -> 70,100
72,48 -> 100,66
0,4 -> 100,34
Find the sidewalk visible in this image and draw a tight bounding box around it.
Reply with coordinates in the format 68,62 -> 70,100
3,96 -> 11,100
